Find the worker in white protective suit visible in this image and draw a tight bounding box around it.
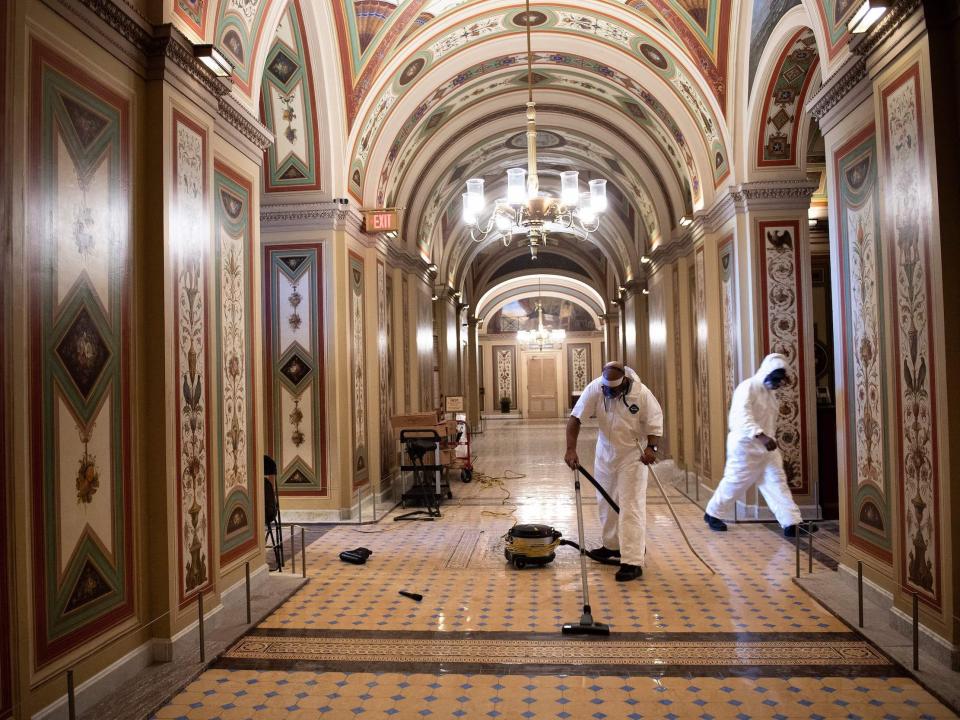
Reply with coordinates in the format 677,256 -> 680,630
565,362 -> 663,582
703,353 -> 806,537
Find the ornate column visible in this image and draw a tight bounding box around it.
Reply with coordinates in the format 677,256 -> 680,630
601,307 -> 621,362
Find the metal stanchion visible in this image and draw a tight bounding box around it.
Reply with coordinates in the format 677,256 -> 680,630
807,521 -> 814,574
685,465 -> 689,495
67,669 -> 76,720
301,527 -> 307,578
795,527 -> 801,578
733,501 -> 737,524
245,561 -> 251,625
357,487 -> 363,524
857,561 -> 864,628
372,485 -> 377,521
198,593 -> 205,663
912,593 -> 920,671
290,525 -> 297,575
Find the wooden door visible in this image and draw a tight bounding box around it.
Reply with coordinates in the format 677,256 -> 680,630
527,356 -> 558,418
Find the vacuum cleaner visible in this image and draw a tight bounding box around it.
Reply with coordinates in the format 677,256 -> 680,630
503,524 -> 574,569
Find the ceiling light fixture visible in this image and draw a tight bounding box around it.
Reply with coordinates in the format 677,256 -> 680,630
194,44 -> 233,77
640,255 -> 651,264
679,216 -> 693,228
517,277 -> 566,350
461,0 -> 607,259
847,1 -> 887,33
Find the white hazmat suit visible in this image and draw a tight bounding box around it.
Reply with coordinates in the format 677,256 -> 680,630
571,368 -> 663,567
705,354 -> 803,528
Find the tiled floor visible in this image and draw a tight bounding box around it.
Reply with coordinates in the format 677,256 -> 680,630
152,419 -> 955,719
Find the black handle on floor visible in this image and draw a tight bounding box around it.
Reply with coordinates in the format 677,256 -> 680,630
576,465 -> 620,514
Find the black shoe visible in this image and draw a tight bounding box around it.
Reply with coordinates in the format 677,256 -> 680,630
784,524 -> 819,538
703,513 -> 727,532
587,547 -> 621,565
615,564 -> 643,582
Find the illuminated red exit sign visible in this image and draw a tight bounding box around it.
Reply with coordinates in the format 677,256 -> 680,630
362,208 -> 399,234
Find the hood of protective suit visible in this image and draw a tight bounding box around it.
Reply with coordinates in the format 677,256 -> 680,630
753,353 -> 787,383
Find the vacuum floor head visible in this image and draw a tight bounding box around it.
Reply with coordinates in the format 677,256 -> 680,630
561,621 -> 611,636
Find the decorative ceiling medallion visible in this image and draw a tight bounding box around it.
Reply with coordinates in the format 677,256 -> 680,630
56,306 -> 111,400
399,57 -> 426,86
513,10 -> 547,26
280,352 -> 312,387
639,43 -> 669,71
506,129 -> 564,150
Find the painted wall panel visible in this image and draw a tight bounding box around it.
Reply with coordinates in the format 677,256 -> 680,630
263,245 -> 327,495
260,0 -> 322,192
29,41 -> 135,666
493,345 -> 517,410
835,124 -> 892,563
349,252 -> 369,488
718,236 -> 738,436
881,63 -> 941,607
757,219 -> 809,494
213,162 -> 257,564
377,260 -> 396,482
172,110 -> 213,604
693,248 -> 711,477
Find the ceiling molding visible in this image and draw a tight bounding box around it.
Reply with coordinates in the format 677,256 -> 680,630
729,179 -> 818,212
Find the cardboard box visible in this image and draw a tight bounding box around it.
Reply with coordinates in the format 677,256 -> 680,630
439,449 -> 455,465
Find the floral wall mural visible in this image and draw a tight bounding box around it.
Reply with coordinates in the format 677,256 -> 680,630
213,162 -> 257,564
173,110 -> 212,603
882,63 -> 941,606
757,220 -> 809,494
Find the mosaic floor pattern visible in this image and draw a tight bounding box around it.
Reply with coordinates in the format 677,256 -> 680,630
152,419 -> 956,719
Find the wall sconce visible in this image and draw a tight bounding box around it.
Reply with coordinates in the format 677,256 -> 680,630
431,294 -> 439,301
848,1 -> 887,33
641,288 -> 650,296
194,44 -> 233,77
679,216 -> 692,228
640,255 -> 651,264
427,263 -> 438,273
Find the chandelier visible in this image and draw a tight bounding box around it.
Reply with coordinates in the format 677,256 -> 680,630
517,280 -> 566,349
461,0 -> 607,258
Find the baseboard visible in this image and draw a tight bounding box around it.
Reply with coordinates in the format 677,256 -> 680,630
152,562 -> 269,663
836,563 -> 960,668
32,642 -> 154,720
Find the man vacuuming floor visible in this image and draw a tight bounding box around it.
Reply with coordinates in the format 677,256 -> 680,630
564,361 -> 663,582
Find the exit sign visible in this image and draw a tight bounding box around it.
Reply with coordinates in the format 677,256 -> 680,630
362,208 -> 399,234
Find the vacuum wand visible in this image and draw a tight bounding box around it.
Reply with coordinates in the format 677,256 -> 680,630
562,466 -> 610,636
646,463 -> 716,575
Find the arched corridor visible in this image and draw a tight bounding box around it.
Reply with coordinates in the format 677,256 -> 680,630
2,0 -> 960,717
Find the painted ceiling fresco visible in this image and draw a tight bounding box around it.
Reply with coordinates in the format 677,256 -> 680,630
332,0 -> 732,127
347,3 -> 734,204
486,298 -> 598,334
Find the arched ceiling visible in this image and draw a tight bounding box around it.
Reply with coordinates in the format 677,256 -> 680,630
170,0 -> 865,298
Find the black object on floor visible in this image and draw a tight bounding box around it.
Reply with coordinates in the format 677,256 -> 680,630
339,547 -> 373,565
398,590 -> 423,602
561,466 -> 611,637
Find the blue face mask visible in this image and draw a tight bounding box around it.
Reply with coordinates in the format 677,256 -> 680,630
601,377 -> 630,399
